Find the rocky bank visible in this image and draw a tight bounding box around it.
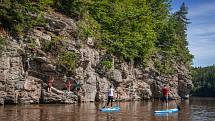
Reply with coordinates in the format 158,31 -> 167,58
0,12 -> 192,105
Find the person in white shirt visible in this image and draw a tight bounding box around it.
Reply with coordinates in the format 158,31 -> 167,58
106,85 -> 114,107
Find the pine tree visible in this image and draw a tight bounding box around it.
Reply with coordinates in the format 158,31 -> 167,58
192,65 -> 215,97
172,2 -> 193,64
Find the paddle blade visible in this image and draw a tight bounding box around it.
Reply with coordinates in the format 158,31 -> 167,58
177,105 -> 181,111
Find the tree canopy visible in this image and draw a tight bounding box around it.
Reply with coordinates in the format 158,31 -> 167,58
192,65 -> 215,97
0,0 -> 193,74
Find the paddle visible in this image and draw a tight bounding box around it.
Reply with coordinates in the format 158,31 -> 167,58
116,91 -> 120,107
169,91 -> 181,111
167,77 -> 181,111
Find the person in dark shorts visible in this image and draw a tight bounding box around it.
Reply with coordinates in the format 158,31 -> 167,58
162,84 -> 169,108
106,85 -> 114,108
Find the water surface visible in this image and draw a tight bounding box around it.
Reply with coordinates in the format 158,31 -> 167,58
0,97 -> 215,121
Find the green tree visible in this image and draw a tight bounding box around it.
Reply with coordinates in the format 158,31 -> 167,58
192,65 -> 215,97
172,3 -> 193,63
0,0 -> 46,36
88,0 -> 159,64
0,0 -> 193,76
154,3 -> 193,74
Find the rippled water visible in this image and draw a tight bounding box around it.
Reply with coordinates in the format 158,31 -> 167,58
0,97 -> 215,121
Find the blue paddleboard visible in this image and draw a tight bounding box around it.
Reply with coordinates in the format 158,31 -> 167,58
100,106 -> 120,112
154,108 -> 178,114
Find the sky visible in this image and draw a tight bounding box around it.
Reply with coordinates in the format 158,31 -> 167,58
171,0 -> 215,67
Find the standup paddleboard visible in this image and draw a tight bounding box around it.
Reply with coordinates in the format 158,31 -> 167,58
100,106 -> 120,112
154,108 -> 178,114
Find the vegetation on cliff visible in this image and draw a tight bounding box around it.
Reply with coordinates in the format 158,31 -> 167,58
0,0 -> 193,75
192,65 -> 215,97
0,37 -> 6,56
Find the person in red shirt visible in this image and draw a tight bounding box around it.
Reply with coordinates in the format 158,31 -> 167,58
162,84 -> 169,108
65,80 -> 72,92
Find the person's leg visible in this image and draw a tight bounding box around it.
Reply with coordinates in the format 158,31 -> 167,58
48,87 -> 50,92
110,96 -> 113,107
163,96 -> 168,109
166,96 -> 168,109
162,96 -> 167,109
50,86 -> 52,92
68,86 -> 70,92
106,96 -> 110,107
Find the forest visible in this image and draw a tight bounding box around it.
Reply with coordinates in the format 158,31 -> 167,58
0,0 -> 193,75
192,65 -> 215,97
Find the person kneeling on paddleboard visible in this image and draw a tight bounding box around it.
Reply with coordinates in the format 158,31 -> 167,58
106,85 -> 114,108
162,84 -> 169,109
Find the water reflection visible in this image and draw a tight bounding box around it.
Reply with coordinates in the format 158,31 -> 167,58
0,97 -> 215,121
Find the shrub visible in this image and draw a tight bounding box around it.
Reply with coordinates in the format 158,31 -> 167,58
57,51 -> 77,73
55,0 -> 88,20
43,36 -> 64,56
0,0 -> 47,36
0,37 -> 6,56
154,59 -> 176,75
101,60 -> 112,70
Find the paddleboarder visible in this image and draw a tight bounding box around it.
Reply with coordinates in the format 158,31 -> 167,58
162,84 -> 169,109
106,85 -> 114,108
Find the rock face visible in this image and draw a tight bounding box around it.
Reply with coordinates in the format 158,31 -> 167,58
0,12 -> 192,104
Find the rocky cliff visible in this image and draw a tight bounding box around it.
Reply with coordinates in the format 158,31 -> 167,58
0,12 -> 192,105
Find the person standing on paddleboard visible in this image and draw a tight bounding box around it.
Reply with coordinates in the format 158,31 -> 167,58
106,85 -> 114,108
162,84 -> 169,109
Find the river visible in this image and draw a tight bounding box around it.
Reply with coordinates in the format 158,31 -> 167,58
0,97 -> 215,121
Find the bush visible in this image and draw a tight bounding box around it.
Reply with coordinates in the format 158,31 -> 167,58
101,60 -> 112,70
43,36 -> 64,56
57,51 -> 77,73
55,0 -> 88,20
154,59 -> 176,75
0,37 -> 6,56
0,0 -> 47,36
